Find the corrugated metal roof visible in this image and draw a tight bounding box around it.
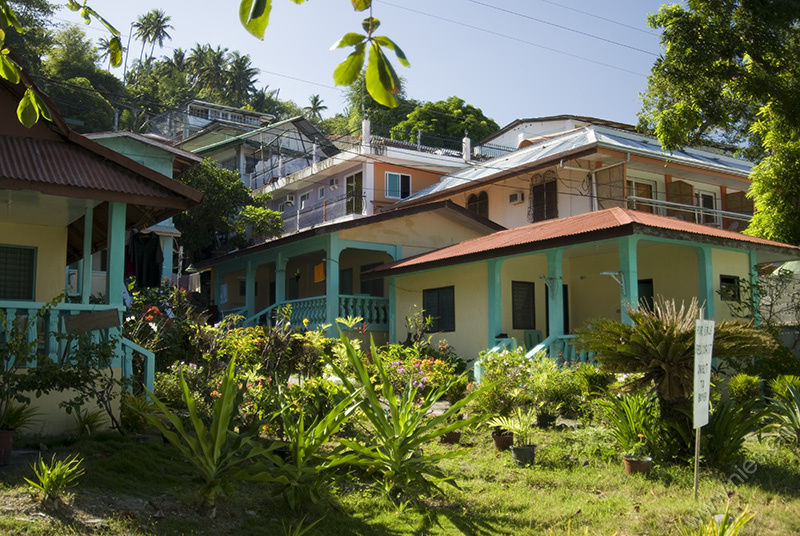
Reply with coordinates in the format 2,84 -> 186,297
373,207 -> 800,274
396,125 -> 753,207
0,135 -> 181,201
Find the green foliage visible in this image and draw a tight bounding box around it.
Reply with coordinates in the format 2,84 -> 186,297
728,373 -> 762,406
393,96 -> 499,142
25,454 -> 84,503
281,377 -> 347,426
1,0 -> 56,75
527,356 -> 581,420
72,407 -> 108,436
143,359 -> 285,507
765,378 -> 800,448
769,374 -> 800,399
472,347 -> 535,416
574,297 -> 776,402
120,392 -> 153,434
486,406 -> 537,446
702,398 -> 765,468
640,1 -> 800,244
679,506 -> 754,536
330,333 -> 486,504
595,391 -> 663,458
174,159 -> 282,262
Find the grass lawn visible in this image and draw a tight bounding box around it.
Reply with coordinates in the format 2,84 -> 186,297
1,425 -> 799,535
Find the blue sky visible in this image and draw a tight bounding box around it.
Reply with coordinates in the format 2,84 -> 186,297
58,0 -> 668,130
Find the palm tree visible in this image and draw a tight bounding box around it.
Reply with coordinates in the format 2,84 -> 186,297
132,11 -> 155,62
97,37 -> 123,71
304,94 -> 327,121
191,45 -> 228,102
225,52 -> 258,107
146,9 -> 173,59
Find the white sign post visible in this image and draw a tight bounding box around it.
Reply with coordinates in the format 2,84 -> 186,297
693,317 -> 715,500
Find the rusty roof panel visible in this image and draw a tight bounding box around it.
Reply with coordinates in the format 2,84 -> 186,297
0,135 -> 176,200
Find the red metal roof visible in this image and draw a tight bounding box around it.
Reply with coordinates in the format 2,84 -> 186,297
373,207 -> 800,274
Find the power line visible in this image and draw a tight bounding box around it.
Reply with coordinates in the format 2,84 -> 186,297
532,0 -> 661,37
379,1 -> 648,78
466,0 -> 659,57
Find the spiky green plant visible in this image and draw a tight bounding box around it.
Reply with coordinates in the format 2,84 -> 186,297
679,506 -> 754,535
25,454 -> 84,503
765,378 -> 800,447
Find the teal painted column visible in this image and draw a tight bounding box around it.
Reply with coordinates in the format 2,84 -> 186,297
617,236 -> 639,325
106,202 -> 126,307
388,275 -> 397,343
245,260 -> 256,319
487,259 -> 504,347
81,205 -> 93,304
325,235 -> 342,335
749,250 -> 761,326
696,245 -> 714,320
546,250 -> 564,337
275,252 -> 287,305
161,235 -> 174,282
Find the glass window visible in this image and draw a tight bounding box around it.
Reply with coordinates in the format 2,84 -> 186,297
386,172 -> 412,199
300,192 -> 310,210
422,286 -> 455,332
511,281 -> 535,330
627,179 -> 655,213
346,172 -> 363,215
0,245 -> 36,300
720,275 -> 740,301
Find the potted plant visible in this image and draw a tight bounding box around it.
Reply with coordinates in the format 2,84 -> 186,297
487,407 -> 537,464
622,433 -> 653,475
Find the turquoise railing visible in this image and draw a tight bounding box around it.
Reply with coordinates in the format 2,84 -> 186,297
474,334 -> 594,383
0,301 -> 153,389
242,295 -> 390,331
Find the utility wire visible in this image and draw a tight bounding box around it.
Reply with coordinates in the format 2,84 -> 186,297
532,0 -> 661,37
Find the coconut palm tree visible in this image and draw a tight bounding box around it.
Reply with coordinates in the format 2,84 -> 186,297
132,11 -> 155,63
225,52 -> 258,107
97,36 -> 123,71
146,9 -> 173,59
304,94 -> 327,121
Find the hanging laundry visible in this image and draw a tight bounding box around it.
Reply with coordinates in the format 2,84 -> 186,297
128,231 -> 163,288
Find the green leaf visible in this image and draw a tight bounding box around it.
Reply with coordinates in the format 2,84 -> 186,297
0,0 -> 22,31
373,35 -> 410,67
240,0 -> 272,39
361,16 -> 379,34
365,43 -> 399,107
109,36 -> 122,67
17,89 -> 39,128
0,53 -> 20,85
65,0 -> 81,11
351,0 -> 371,11
333,42 -> 365,86
330,32 -> 366,50
29,88 -> 50,122
86,7 -> 120,36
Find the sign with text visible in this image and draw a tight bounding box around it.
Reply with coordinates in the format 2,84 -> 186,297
693,319 -> 715,428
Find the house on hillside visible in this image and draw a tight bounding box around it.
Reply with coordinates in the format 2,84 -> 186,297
195,121 -> 484,341
0,74 -> 202,434
148,99 -> 275,141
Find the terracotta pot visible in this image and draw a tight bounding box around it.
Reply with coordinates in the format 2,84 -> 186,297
440,431 -> 462,444
623,455 -> 653,476
511,444 -> 536,466
0,429 -> 14,465
491,431 -> 513,451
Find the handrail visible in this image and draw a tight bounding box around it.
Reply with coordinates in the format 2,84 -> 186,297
120,338 -> 155,392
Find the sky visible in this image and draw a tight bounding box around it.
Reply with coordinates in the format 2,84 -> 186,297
56,0 -> 669,131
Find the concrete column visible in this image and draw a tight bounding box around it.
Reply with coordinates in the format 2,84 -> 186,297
325,235 -> 342,335
618,236 -> 639,325
275,252 -> 287,306
106,202 -> 126,307
487,258 -> 504,346
81,205 -> 93,304
245,260 -> 256,319
749,250 -> 760,326
546,250 -> 564,337
161,235 -> 174,282
696,245 -> 714,320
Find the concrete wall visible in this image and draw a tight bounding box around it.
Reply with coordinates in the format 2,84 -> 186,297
0,221 -> 67,302
500,255 -> 549,342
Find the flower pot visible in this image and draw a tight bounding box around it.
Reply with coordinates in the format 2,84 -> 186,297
536,413 -> 557,428
491,432 -> 513,451
0,429 -> 13,465
623,455 -> 653,476
511,444 -> 536,466
440,431 -> 462,444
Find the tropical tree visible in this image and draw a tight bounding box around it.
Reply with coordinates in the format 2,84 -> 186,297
639,1 -> 800,244
132,9 -> 173,62
225,51 -> 258,107
393,96 -> 499,143
2,0 -> 57,74
96,36 -> 123,71
303,94 -> 327,121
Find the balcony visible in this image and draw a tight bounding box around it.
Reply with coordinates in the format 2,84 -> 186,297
280,193 -> 366,234
626,196 -> 752,231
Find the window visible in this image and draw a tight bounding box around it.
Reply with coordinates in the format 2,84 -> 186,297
300,192 -> 310,210
346,172 -> 363,215
318,187 -> 325,199
278,202 -> 286,212
467,191 -> 489,219
422,286 -> 455,332
511,281 -> 535,330
0,245 -> 36,300
696,191 -> 716,225
720,275 -> 740,301
627,179 -> 655,213
386,172 -> 411,199
530,173 -> 558,222
239,280 -> 258,296
360,262 -> 384,297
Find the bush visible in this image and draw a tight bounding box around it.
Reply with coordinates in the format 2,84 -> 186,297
472,347 -> 536,416
595,391 -> 665,459
728,373 -> 762,406
526,356 -> 582,420
378,344 -> 462,402
702,398 -> 765,468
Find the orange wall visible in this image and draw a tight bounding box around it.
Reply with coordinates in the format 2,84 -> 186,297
372,163 -> 444,205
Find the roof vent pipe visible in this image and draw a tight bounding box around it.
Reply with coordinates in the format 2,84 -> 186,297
362,118 -> 371,153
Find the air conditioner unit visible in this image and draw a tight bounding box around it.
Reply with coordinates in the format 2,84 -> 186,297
285,194 -> 295,205
329,178 -> 339,190
509,191 -> 525,205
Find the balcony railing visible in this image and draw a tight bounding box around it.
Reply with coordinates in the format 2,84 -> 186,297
235,294 -> 389,332
280,193 -> 367,234
0,301 -> 155,391
627,196 -> 752,229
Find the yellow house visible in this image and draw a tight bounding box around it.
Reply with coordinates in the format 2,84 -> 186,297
0,72 -> 202,435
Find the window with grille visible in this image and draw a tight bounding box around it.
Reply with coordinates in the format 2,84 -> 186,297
511,281 -> 535,329
467,191 -> 489,219
530,179 -> 558,222
0,245 -> 35,300
720,275 -> 740,301
422,286 -> 455,332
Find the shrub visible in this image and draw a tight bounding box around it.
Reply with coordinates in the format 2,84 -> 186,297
380,344 -> 461,401
702,398 -> 765,468
765,377 -> 800,448
595,391 -> 664,459
472,347 -> 535,416
526,356 -> 582,420
282,377 -> 348,425
25,454 -> 84,504
769,374 -> 800,399
728,373 -> 762,406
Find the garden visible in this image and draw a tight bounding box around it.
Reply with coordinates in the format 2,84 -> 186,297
1,286 -> 800,535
